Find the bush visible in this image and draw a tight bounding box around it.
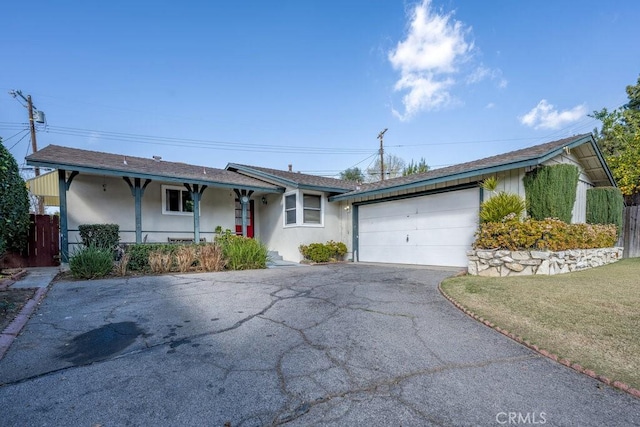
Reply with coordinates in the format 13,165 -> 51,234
0,139 -> 30,255
473,218 -> 617,251
69,244 -> 114,279
125,244 -> 177,272
199,244 -> 225,272
176,245 -> 197,272
78,224 -> 120,251
523,164 -> 579,223
586,187 -> 624,234
480,192 -> 527,223
217,235 -> 269,270
149,250 -> 173,273
299,240 -> 348,263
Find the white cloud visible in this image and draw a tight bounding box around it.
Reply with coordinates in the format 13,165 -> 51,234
485,102 -> 495,109
388,0 -> 472,121
519,100 -> 587,130
466,65 -> 508,88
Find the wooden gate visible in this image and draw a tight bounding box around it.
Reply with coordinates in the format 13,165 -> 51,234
27,214 -> 60,267
622,206 -> 640,258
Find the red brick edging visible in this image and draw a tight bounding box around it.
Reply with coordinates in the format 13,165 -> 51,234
0,269 -> 28,290
0,286 -> 49,360
437,282 -> 640,399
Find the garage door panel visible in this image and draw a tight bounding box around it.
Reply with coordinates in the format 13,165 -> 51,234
414,208 -> 477,230
358,188 -> 479,267
359,215 -> 416,233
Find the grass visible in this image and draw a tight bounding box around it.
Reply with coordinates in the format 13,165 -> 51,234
441,258 -> 640,390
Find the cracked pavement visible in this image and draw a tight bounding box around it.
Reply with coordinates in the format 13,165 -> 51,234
0,264 -> 638,426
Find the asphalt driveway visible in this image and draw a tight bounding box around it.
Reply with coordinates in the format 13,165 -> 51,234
0,264 -> 638,426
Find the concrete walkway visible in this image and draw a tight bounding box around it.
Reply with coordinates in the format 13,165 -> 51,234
0,267 -> 60,359
0,264 -> 637,426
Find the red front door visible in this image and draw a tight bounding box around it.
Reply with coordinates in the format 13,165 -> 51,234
235,200 -> 255,238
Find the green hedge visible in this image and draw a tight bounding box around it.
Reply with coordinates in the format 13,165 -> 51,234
586,187 -> 624,234
473,218 -> 617,251
78,224 -> 120,250
523,164 -> 579,223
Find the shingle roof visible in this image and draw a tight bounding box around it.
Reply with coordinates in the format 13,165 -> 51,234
227,163 -> 358,192
26,145 -> 282,191
332,134 -> 613,200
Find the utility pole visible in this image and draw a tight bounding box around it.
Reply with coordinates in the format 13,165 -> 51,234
9,90 -> 45,214
377,128 -> 388,181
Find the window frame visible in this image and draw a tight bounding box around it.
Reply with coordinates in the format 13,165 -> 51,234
283,190 -> 324,227
161,185 -> 194,216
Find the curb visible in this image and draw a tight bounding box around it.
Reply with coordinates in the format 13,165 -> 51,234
437,281 -> 640,400
0,286 -> 49,361
0,269 -> 28,290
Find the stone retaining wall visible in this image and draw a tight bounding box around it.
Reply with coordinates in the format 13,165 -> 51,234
467,247 -> 623,277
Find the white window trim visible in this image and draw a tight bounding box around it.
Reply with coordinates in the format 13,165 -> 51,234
161,184 -> 194,216
283,190 -> 324,228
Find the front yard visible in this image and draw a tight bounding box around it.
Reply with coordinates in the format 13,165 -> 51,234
441,258 -> 640,391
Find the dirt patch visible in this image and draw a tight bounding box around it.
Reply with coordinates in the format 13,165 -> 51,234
0,288 -> 37,332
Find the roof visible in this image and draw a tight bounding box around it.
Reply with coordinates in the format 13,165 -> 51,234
227,163 -> 358,193
26,145 -> 282,193
331,134 -> 615,201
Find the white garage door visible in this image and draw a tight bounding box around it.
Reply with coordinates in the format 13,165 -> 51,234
358,188 -> 479,267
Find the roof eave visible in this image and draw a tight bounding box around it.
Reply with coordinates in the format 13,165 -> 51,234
26,159 -> 283,193
330,134 -> 613,201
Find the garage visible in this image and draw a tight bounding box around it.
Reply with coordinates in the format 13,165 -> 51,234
357,188 -> 479,267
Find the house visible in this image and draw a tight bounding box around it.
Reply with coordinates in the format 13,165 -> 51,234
26,133 -> 615,267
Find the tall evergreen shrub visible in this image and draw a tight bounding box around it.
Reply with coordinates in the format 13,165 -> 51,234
586,187 -> 624,234
0,139 -> 30,255
523,164 -> 579,223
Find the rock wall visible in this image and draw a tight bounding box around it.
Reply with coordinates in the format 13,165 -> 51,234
467,247 -> 623,277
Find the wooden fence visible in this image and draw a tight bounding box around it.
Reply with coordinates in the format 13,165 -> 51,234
622,206 -> 640,258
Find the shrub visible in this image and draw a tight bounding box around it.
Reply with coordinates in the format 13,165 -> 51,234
299,240 -> 348,263
114,253 -> 130,277
473,218 -> 617,251
125,244 -> 177,272
176,245 -> 197,272
148,250 -> 172,273
586,187 -> 624,234
0,139 -> 30,255
217,234 -> 268,270
199,244 -> 225,272
78,224 -> 120,251
69,244 -> 114,279
523,164 -> 579,223
480,192 -> 527,223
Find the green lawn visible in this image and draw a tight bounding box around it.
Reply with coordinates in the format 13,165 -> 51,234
441,258 -> 640,390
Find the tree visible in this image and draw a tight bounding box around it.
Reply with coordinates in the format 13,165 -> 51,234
592,75 -> 640,204
366,154 -> 406,182
339,167 -> 365,182
403,157 -> 429,176
0,138 -> 31,256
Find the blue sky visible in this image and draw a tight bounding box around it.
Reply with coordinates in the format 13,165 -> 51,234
2,1 -> 639,177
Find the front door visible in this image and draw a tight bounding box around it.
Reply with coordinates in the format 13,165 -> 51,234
235,200 -> 255,238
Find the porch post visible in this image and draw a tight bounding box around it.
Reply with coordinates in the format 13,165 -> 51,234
57,169 -> 78,262
234,189 -> 253,237
186,184 -> 207,243
124,178 -> 152,243
58,169 -> 69,262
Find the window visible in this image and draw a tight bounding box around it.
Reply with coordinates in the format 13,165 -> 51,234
162,185 -> 193,215
285,194 -> 297,225
283,191 -> 323,226
303,194 -> 321,224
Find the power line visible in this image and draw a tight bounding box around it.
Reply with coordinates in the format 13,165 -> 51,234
8,131 -> 31,151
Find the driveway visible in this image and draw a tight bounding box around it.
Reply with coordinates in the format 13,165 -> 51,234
0,264 -> 637,426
